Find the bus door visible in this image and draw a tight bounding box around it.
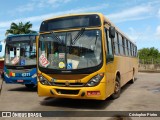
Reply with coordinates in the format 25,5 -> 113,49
104,28 -> 115,95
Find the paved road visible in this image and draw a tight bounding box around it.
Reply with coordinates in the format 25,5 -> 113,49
0,73 -> 160,120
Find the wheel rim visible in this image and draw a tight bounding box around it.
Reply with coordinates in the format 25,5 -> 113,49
132,76 -> 135,82
115,81 -> 120,93
132,71 -> 135,82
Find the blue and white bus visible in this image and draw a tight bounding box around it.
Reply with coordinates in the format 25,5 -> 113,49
4,34 -> 38,88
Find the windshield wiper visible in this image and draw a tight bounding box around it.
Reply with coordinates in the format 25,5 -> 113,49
95,31 -> 99,45
71,28 -> 85,45
50,31 -> 63,44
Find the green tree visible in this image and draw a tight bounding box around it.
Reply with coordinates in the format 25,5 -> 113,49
138,47 -> 160,59
149,47 -> 159,59
138,48 -> 150,59
159,52 -> 160,58
5,21 -> 37,36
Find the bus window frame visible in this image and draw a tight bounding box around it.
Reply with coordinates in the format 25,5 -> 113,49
105,28 -> 114,63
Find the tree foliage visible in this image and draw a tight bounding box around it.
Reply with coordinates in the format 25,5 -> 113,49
138,47 -> 160,59
5,21 -> 37,36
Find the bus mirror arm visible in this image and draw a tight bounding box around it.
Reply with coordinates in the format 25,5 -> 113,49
106,54 -> 114,63
109,26 -> 115,38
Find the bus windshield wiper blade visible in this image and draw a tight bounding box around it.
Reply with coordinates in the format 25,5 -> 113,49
71,28 -> 85,45
50,31 -> 63,44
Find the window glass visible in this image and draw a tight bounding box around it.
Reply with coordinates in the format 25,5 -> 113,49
128,41 -> 131,56
118,34 -> 123,55
122,37 -> 125,55
124,38 -> 128,56
114,32 -> 119,55
130,42 -> 132,56
106,30 -> 113,55
40,15 -> 101,31
5,38 -> 36,66
39,30 -> 102,70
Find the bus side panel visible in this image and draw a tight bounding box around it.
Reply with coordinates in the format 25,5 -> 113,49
114,56 -> 138,87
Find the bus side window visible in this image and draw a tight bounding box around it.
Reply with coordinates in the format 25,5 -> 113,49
105,28 -> 114,63
124,38 -> 128,56
118,34 -> 123,55
114,32 -> 119,55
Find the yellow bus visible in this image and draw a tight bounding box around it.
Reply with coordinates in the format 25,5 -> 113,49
37,13 -> 138,100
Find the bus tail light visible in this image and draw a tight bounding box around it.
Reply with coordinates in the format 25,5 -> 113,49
38,75 -> 51,85
85,73 -> 104,87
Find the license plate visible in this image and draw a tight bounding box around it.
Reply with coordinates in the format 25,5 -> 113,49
87,91 -> 101,96
17,80 -> 24,82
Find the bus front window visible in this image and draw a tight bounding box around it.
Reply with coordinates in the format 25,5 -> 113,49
5,40 -> 36,66
39,30 -> 102,70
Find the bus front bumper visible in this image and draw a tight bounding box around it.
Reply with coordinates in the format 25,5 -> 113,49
38,82 -> 106,100
4,76 -> 37,85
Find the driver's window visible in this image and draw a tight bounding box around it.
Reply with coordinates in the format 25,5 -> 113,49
105,28 -> 114,63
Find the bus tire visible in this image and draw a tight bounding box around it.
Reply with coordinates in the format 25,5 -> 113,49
130,70 -> 135,84
111,76 -> 121,99
1,73 -> 4,78
25,84 -> 36,89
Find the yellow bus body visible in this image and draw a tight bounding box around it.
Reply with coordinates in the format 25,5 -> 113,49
37,13 -> 138,100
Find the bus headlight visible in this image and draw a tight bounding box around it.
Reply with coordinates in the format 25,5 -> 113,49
32,73 -> 37,78
38,75 -> 51,85
86,73 -> 104,87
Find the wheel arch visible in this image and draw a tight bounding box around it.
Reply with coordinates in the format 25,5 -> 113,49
115,70 -> 121,81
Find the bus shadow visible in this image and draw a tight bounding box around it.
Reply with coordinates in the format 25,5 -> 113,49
40,97 -> 113,110
121,79 -> 136,93
8,86 -> 37,92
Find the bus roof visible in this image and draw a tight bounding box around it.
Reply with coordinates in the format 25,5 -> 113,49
6,33 -> 38,38
42,12 -> 136,46
43,12 -> 103,21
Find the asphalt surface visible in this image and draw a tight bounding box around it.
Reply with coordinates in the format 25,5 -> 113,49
0,72 -> 160,120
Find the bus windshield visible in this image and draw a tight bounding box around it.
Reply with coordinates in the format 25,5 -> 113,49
39,29 -> 102,71
5,37 -> 36,66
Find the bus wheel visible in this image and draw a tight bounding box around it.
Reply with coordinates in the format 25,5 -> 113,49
25,84 -> 36,89
1,73 -> 4,79
130,70 -> 135,84
111,76 -> 121,99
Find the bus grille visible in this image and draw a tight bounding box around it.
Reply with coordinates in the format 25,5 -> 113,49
51,82 -> 84,87
56,89 -> 79,95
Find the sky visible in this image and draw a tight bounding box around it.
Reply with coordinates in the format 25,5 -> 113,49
0,0 -> 160,56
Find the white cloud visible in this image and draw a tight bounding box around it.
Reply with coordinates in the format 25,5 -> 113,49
127,25 -> 160,48
0,28 -> 6,32
16,3 -> 35,13
156,26 -> 160,37
107,5 -> 153,23
158,9 -> 160,17
0,4 -> 108,29
127,27 -> 143,43
14,0 -> 75,13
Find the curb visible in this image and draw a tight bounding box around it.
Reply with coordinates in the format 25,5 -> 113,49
138,70 -> 160,73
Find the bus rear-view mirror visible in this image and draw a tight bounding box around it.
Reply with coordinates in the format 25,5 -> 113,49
106,54 -> 114,63
109,26 -> 115,38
